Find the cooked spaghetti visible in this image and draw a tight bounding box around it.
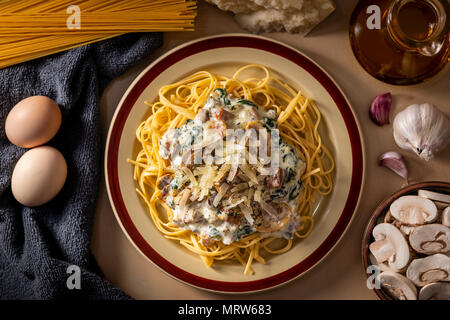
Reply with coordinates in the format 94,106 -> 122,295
129,65 -> 334,274
0,0 -> 196,69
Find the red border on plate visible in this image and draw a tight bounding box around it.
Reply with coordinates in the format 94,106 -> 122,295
106,36 -> 363,292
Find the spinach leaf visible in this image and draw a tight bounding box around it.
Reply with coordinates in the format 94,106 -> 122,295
289,185 -> 300,200
215,88 -> 227,97
285,168 -> 296,183
238,99 -> 256,107
208,225 -> 221,240
236,225 -> 253,240
270,186 -> 287,199
262,117 -> 276,129
214,88 -> 230,105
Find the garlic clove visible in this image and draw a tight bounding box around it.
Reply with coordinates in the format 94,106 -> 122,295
393,103 -> 449,161
379,151 -> 408,180
370,92 -> 392,126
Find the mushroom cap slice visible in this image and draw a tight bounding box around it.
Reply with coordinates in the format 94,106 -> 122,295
409,224 -> 450,255
418,190 -> 450,204
377,271 -> 417,300
390,195 -> 438,226
391,219 -> 415,235
419,282 -> 450,300
406,254 -> 450,287
400,225 -> 415,236
369,239 -> 394,263
371,223 -> 410,271
442,207 -> 450,228
369,253 -> 393,272
253,202 -> 291,233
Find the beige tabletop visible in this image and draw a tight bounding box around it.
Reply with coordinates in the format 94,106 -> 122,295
91,0 -> 450,300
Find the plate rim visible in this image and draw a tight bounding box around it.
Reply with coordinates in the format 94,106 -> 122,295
104,33 -> 366,294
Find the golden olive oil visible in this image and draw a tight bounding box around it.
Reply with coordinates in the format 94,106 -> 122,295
349,0 -> 449,85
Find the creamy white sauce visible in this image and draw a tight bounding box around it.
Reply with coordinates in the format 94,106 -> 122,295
171,200 -> 243,245
161,89 -> 306,244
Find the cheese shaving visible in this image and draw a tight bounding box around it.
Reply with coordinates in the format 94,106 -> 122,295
196,165 -> 218,201
240,163 -> 259,184
215,163 -> 231,183
223,199 -> 245,211
182,167 -> 198,187
213,182 -> 230,207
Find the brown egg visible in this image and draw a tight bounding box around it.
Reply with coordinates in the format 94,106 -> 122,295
11,146 -> 67,207
5,96 -> 61,148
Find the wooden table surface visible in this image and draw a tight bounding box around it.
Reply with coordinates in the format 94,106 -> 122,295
91,0 -> 450,299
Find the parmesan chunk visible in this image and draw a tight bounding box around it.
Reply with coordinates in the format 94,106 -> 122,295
205,0 -> 261,14
206,0 -> 335,35
206,0 -> 308,13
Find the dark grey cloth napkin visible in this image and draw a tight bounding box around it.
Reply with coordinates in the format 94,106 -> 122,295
0,33 -> 163,299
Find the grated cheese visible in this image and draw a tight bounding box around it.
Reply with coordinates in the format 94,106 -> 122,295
240,163 -> 259,184
182,167 -> 198,187
195,165 -> 218,201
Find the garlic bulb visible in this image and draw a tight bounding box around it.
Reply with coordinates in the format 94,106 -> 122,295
393,103 -> 449,161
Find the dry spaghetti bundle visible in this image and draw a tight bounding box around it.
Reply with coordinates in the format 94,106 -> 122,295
0,0 -> 196,69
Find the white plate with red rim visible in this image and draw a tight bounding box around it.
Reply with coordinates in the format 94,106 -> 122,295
105,34 -> 365,293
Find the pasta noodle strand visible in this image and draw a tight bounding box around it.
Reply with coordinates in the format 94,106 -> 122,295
128,65 -> 334,274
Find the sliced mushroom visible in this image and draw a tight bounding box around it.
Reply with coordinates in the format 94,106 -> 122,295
370,223 -> 411,271
196,108 -> 210,122
390,195 -> 438,226
216,208 -> 242,225
200,235 -> 216,248
390,218 -> 415,236
406,254 -> 450,287
369,239 -> 395,263
418,190 -> 450,204
419,283 -> 450,300
157,174 -> 172,200
377,271 -> 417,300
369,253 -> 392,272
400,225 -> 415,236
216,107 -> 234,121
245,120 -> 263,131
266,168 -> 283,189
254,202 -> 291,233
442,207 -> 450,227
409,224 -> 450,255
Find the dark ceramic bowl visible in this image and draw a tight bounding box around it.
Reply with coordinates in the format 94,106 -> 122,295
361,181 -> 450,300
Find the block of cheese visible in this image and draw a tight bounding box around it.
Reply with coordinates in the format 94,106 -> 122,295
205,0 -> 336,35
204,0 -> 261,13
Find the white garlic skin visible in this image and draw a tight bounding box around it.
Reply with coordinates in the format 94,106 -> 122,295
393,103 -> 449,161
